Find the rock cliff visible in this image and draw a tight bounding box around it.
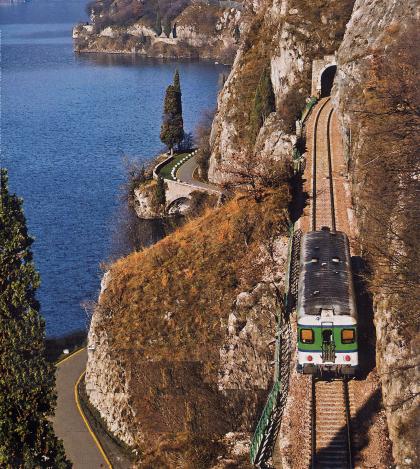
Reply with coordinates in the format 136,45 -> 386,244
333,0 -> 419,466
85,194 -> 291,466
208,0 -> 354,183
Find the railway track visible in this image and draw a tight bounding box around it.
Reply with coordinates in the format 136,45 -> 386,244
311,97 -> 336,231
312,379 -> 352,468
309,98 -> 352,468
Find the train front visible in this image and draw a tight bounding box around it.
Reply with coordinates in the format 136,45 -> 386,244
296,230 -> 358,376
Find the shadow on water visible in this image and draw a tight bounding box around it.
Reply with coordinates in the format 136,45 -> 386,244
351,256 -> 376,379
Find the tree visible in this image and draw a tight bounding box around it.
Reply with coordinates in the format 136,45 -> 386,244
0,168 -> 71,468
160,70 -> 184,156
194,109 -> 215,181
155,176 -> 166,207
221,152 -> 292,202
155,10 -> 162,36
173,69 -> 181,93
163,17 -> 172,37
250,67 -> 276,140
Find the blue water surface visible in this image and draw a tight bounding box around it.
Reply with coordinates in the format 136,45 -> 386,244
1,0 -> 228,336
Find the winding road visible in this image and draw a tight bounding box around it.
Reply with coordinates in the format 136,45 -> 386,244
176,154 -> 220,193
53,349 -> 109,468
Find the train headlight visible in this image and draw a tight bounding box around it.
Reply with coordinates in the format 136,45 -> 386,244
342,329 -> 356,344
301,329 -> 314,344
344,355 -> 351,362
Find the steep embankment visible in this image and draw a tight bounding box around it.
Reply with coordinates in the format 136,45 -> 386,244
73,0 -> 247,62
208,0 -> 354,183
333,0 -> 419,466
86,192 -> 291,466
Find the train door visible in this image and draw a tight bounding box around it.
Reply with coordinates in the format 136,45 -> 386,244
321,321 -> 336,362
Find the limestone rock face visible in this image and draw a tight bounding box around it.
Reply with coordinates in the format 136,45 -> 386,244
208,0 -> 354,183
133,186 -> 160,220
85,272 -> 138,447
333,0 -> 419,466
219,237 -> 288,391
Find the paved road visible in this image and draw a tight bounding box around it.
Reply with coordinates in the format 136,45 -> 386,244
53,349 -> 108,468
176,155 -> 221,193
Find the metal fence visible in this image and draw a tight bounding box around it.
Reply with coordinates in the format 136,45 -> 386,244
249,224 -> 295,466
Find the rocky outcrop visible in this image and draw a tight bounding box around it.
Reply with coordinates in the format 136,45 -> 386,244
73,2 -> 246,62
208,0 -> 354,183
84,195 -> 290,465
85,272 -> 137,447
333,0 -> 419,466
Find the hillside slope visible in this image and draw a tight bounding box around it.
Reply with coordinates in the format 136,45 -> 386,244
208,0 -> 354,183
85,192 -> 291,466
333,0 -> 419,465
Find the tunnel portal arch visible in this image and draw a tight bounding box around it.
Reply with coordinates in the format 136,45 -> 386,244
311,55 -> 337,97
320,65 -> 337,97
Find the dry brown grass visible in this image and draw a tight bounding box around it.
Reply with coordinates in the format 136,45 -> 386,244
97,190 -> 290,463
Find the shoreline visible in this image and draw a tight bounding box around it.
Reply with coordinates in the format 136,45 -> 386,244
74,47 -> 233,66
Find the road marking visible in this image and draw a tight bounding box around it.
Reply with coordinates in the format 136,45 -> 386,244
74,370 -> 113,469
56,346 -> 86,366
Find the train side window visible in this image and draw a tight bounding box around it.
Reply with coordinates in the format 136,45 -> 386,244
300,329 -> 314,344
341,329 -> 356,344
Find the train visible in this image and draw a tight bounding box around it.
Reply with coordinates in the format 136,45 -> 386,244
296,228 -> 358,376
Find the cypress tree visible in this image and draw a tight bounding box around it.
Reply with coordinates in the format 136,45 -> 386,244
173,69 -> 181,93
155,10 -> 162,36
0,168 -> 71,468
163,17 -> 172,38
160,70 -> 184,155
250,67 -> 276,140
155,176 -> 166,207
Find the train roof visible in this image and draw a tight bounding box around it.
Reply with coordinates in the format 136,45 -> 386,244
297,229 -> 357,318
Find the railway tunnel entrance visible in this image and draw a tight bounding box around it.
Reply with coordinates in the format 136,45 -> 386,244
311,55 -> 337,98
320,65 -> 337,97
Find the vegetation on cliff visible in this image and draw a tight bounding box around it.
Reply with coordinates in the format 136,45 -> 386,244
0,169 -> 71,467
336,17 -> 419,464
90,179 -> 291,465
160,70 -> 185,155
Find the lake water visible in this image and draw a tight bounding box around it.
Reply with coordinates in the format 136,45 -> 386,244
1,0 -> 228,336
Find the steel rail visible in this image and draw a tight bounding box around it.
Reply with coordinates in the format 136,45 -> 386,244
326,106 -> 337,232
311,378 -> 353,468
311,97 -> 331,231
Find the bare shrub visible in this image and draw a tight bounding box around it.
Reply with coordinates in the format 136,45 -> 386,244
222,152 -> 293,202
185,191 -> 218,219
194,109 -> 215,181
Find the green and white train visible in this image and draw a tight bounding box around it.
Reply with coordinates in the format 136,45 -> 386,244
297,228 -> 358,376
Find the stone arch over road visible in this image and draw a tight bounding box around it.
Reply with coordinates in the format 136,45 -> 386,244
156,154 -> 221,212
311,55 -> 337,97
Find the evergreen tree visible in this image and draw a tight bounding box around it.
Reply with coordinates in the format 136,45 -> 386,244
155,10 -> 162,36
163,17 -> 172,38
173,69 -> 181,93
155,176 -> 166,207
160,70 -> 184,155
0,168 -> 71,468
250,67 -> 276,140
